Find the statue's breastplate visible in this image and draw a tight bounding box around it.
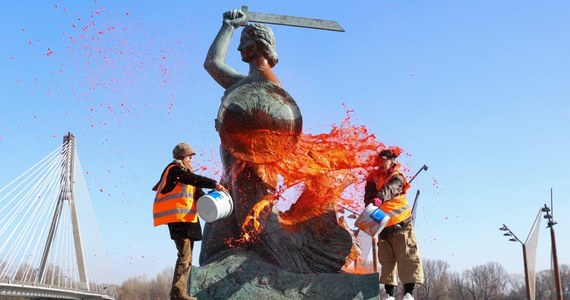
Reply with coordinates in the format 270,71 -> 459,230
216,81 -> 302,164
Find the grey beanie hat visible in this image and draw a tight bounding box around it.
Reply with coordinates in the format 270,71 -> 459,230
172,143 -> 194,159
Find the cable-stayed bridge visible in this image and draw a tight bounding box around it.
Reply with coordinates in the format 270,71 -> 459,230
0,133 -> 116,299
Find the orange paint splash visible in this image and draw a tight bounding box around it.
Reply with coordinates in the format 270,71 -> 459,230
237,112 -> 400,247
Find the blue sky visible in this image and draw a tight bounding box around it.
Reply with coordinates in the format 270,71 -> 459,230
1,1 -> 569,284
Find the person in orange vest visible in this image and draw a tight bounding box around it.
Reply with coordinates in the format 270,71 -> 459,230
364,148 -> 424,300
152,143 -> 227,300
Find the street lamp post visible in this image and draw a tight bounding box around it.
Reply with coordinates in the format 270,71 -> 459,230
499,224 -> 531,300
542,200 -> 562,300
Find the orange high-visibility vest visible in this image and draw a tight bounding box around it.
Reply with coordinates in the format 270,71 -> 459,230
375,170 -> 412,227
153,164 -> 198,226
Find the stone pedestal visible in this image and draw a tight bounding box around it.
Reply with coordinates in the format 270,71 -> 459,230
189,249 -> 379,300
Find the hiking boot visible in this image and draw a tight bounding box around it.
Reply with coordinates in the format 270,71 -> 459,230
170,294 -> 197,300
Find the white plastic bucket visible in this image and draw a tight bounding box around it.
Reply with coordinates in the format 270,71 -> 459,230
197,190 -> 234,222
354,203 -> 390,237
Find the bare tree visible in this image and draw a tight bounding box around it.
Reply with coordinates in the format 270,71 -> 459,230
38,264 -> 64,287
149,267 -> 172,300
13,263 -> 37,282
0,262 -> 8,280
448,271 -> 468,299
417,259 -> 451,299
117,268 -> 174,300
533,264 -> 570,300
118,275 -> 150,300
535,269 -> 553,300
503,273 -> 526,300
463,262 -> 508,300
485,262 -> 508,299
560,264 -> 569,300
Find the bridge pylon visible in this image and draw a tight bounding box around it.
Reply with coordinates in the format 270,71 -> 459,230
37,132 -> 89,290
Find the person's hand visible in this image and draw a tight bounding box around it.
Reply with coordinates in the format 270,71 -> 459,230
372,197 -> 383,207
215,183 -> 228,194
223,9 -> 247,28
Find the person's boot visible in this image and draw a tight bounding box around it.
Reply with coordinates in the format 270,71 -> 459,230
403,283 -> 415,300
170,264 -> 197,300
383,284 -> 395,300
170,292 -> 197,300
170,286 -> 198,300
170,272 -> 197,300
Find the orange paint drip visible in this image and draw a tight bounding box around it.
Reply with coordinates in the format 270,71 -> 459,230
242,195 -> 277,232
228,194 -> 278,246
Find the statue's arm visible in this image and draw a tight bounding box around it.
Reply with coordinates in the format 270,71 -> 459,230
204,10 -> 247,89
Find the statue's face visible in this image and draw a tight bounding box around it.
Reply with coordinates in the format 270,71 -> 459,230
238,33 -> 257,63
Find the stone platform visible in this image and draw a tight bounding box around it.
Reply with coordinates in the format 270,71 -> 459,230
189,249 -> 379,300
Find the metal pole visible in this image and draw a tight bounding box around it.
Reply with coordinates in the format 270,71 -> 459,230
411,190 -> 420,226
521,245 -> 531,300
408,164 -> 428,184
549,226 -> 562,300
500,224 -> 531,300
546,189 -> 562,300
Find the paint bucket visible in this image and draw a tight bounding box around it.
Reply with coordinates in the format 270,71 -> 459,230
354,204 -> 390,237
197,190 -> 234,222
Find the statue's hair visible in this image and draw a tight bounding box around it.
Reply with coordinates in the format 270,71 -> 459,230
242,23 -> 279,67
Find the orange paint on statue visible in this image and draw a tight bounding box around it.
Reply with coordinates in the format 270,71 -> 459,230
239,112 -> 396,235
222,129 -> 299,164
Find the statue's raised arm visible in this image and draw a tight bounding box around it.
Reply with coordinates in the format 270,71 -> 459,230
204,8 -> 281,90
204,9 -> 247,89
